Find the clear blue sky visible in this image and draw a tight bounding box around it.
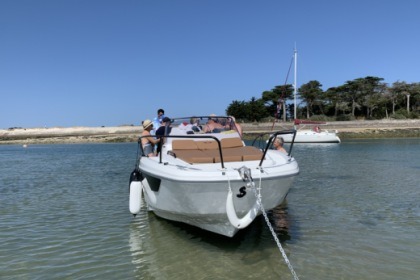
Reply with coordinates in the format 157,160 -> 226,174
1,0 -> 419,129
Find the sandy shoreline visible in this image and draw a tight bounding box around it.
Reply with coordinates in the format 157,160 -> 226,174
1,119 -> 419,145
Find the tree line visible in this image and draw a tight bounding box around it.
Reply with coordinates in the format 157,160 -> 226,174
226,76 -> 419,122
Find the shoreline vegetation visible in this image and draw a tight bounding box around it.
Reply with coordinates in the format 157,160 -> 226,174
1,119 -> 419,145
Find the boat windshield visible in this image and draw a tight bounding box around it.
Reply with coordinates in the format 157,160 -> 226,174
162,116 -> 241,138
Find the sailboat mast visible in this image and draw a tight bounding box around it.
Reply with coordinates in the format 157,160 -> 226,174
293,48 -> 297,120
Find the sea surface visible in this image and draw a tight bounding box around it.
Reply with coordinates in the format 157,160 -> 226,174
1,138 -> 419,280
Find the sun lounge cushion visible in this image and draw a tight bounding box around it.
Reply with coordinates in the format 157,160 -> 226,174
170,138 -> 262,164
172,140 -> 198,150
220,137 -> 243,148
203,149 -> 243,163
196,140 -> 219,150
172,150 -> 213,164
240,146 -> 263,161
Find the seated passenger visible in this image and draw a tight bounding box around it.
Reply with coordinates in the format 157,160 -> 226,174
178,117 -> 201,133
229,116 -> 243,137
141,119 -> 160,157
273,136 -> 287,154
189,117 -> 202,132
203,116 -> 224,133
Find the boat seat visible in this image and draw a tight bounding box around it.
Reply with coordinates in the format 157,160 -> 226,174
196,140 -> 218,150
238,146 -> 264,161
172,139 -> 199,150
171,140 -> 211,163
203,149 -> 243,163
169,149 -> 214,164
220,137 -> 244,148
170,138 -> 263,164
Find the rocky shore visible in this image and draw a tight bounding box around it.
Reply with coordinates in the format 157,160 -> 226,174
1,119 -> 419,145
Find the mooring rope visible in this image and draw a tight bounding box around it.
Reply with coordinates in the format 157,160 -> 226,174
253,168 -> 300,280
227,167 -> 299,279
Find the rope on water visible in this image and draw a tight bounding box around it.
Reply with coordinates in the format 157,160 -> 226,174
254,168 -> 300,280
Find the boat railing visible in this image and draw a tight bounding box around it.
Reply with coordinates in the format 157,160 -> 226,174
138,135 -> 226,168
138,129 -> 296,169
251,129 -> 297,163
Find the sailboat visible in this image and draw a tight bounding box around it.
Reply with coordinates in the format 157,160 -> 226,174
282,119 -> 341,143
282,49 -> 341,144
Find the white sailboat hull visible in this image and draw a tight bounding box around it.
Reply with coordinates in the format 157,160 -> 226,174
282,129 -> 341,143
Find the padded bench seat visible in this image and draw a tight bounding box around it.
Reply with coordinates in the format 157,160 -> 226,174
171,149 -> 214,164
170,138 -> 263,164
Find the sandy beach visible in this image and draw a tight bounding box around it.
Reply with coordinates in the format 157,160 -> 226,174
1,119 -> 419,145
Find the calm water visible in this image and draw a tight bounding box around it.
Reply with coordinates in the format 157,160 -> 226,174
1,139 -> 419,279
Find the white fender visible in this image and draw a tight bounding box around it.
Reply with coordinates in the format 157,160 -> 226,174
129,181 -> 143,215
226,190 -> 260,229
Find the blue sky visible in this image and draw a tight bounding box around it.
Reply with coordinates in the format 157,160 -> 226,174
1,0 -> 419,129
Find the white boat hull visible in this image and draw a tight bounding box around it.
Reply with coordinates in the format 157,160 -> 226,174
130,116 -> 299,237
282,129 -> 341,143
139,151 -> 298,237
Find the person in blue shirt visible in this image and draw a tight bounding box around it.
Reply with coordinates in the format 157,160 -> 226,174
152,108 -> 165,135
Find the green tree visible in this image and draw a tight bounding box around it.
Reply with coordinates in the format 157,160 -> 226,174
343,80 -> 362,117
226,98 -> 269,122
261,85 -> 294,121
225,74 -> 420,121
358,76 -> 386,119
246,97 -> 268,122
226,100 -> 248,120
325,86 -> 346,118
408,83 -> 420,114
299,80 -> 323,118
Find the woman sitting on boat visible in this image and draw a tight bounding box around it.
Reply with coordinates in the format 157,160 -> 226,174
141,119 -> 160,157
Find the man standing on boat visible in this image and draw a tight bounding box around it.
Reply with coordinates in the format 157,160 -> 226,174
152,108 -> 165,135
155,117 -> 172,154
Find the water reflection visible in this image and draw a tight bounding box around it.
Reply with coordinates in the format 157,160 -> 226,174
269,201 -> 291,242
127,201 -> 296,279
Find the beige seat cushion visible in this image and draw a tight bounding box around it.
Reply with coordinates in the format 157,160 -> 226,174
172,149 -> 214,164
170,138 -> 262,163
196,140 -> 218,150
172,140 -> 199,150
220,137 -> 243,148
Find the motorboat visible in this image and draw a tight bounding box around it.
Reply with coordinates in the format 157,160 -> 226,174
129,116 -> 299,237
281,119 -> 341,143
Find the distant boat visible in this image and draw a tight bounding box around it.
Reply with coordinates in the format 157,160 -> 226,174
283,49 -> 340,144
282,119 -> 341,143
23,144 -> 28,148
